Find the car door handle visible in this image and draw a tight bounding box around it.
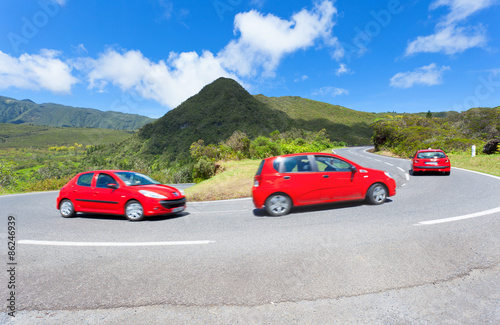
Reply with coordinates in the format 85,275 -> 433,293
284,176 -> 291,180
322,175 -> 329,178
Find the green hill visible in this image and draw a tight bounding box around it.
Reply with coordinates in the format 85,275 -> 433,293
254,95 -> 379,145
0,96 -> 154,130
138,77 -> 294,157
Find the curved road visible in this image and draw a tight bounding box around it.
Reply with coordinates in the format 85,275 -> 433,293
1,147 -> 499,324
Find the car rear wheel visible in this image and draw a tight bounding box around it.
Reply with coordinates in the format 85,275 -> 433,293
125,200 -> 145,221
366,183 -> 387,205
60,199 -> 75,218
265,194 -> 292,216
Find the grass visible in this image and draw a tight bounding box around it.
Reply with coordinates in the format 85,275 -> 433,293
447,152 -> 500,177
185,159 -> 261,201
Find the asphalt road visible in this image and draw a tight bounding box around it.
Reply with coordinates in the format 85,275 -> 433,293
1,147 -> 499,324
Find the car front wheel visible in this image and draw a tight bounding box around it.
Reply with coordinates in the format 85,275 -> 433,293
60,199 -> 75,218
265,194 -> 292,216
125,200 -> 145,221
366,183 -> 387,205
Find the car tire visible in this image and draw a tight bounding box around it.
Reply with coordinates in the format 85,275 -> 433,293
265,193 -> 292,216
125,200 -> 145,221
444,171 -> 450,176
366,183 -> 387,205
60,199 -> 76,218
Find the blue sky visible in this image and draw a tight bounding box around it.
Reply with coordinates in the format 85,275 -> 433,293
1,0 -> 499,118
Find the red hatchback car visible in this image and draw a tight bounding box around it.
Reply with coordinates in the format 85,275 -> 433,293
57,170 -> 186,221
411,149 -> 451,175
252,153 -> 396,216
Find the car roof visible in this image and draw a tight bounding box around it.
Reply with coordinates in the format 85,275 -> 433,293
78,170 -> 136,175
265,152 -> 337,160
416,149 -> 445,153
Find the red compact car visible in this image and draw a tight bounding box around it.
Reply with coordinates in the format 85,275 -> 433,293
411,149 -> 451,175
57,170 -> 186,221
252,153 -> 396,216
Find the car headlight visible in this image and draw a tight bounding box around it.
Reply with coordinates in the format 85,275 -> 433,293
139,190 -> 167,199
384,172 -> 393,179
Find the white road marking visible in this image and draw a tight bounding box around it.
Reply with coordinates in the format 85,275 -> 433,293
384,162 -> 394,166
19,240 -> 215,247
397,167 -> 405,172
416,207 -> 500,225
405,173 -> 410,181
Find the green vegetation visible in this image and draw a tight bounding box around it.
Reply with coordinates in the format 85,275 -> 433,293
0,96 -> 154,130
0,124 -> 135,195
0,123 -> 134,148
255,94 -> 380,145
185,159 -> 262,201
447,152 -> 500,177
371,107 -> 500,157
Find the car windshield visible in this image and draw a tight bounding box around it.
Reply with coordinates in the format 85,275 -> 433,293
417,151 -> 446,159
114,172 -> 160,186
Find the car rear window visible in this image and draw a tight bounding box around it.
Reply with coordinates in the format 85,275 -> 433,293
417,151 -> 446,159
77,173 -> 93,187
255,160 -> 265,176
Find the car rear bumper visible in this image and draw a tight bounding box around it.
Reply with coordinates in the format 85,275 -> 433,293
413,165 -> 451,172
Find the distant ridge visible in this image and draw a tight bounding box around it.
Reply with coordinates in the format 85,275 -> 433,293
0,96 -> 154,130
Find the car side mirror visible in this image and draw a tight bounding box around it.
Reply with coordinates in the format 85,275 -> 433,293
107,183 -> 118,189
350,166 -> 357,173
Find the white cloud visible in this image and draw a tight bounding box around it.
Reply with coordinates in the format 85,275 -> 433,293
405,25 -> 487,56
405,0 -> 497,56
86,49 -> 239,108
390,63 -> 450,88
430,0 -> 497,26
0,49 -> 78,93
313,86 -> 348,97
335,63 -> 351,76
294,75 -> 309,82
218,0 -> 339,77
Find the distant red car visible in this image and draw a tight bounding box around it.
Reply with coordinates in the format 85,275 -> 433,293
57,170 -> 186,221
411,149 -> 451,175
252,153 -> 396,216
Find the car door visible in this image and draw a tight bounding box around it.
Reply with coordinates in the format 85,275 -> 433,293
91,173 -> 124,213
72,172 -> 95,210
277,155 -> 326,204
312,155 -> 364,202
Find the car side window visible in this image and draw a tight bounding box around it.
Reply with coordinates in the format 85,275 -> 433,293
76,173 -> 93,187
315,156 -> 352,172
281,156 -> 311,173
96,173 -> 118,188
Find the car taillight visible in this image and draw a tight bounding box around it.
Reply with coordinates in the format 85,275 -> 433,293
254,176 -> 262,187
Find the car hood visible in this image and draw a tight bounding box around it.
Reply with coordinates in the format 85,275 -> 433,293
130,184 -> 184,199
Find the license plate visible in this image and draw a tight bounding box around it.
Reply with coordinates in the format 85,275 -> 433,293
172,207 -> 184,213
425,162 -> 438,165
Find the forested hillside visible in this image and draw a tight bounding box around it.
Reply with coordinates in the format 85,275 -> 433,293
0,96 -> 154,130
372,107 -> 500,156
